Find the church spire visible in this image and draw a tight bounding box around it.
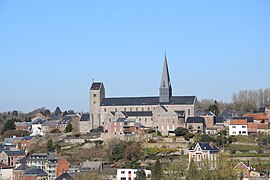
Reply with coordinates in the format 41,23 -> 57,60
159,53 -> 172,103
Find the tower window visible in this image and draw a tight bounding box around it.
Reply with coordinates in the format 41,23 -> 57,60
115,108 -> 117,112
104,108 -> 106,112
188,109 -> 191,116
93,93 -> 97,97
136,107 -> 138,111
142,107 -> 144,111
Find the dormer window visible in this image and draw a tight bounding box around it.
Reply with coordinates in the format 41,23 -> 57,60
198,147 -> 201,151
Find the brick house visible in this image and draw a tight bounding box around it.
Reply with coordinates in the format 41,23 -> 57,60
188,142 -> 220,169
24,152 -> 70,180
244,113 -> 269,124
0,150 -> 25,167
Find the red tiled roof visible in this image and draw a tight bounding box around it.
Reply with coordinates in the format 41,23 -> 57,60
256,123 -> 269,129
244,113 -> 269,120
230,119 -> 247,125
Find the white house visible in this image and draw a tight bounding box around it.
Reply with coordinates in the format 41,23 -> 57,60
117,168 -> 151,180
229,119 -> 248,136
30,118 -> 46,136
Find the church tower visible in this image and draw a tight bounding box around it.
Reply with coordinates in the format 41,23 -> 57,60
159,53 -> 172,103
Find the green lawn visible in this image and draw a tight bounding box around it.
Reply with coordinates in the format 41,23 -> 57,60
230,153 -> 270,157
235,135 -> 256,143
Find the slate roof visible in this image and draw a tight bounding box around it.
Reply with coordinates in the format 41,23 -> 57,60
80,113 -> 90,121
80,160 -> 102,171
32,118 -> 46,125
189,142 -> 220,152
51,114 -> 62,120
259,107 -> 266,113
21,136 -> 33,141
55,172 -> 73,180
215,117 -> 225,123
101,96 -> 195,106
15,163 -> 30,171
90,82 -> 102,90
4,150 -> 25,156
122,111 -> 153,117
24,168 -> 48,176
116,118 -> 126,122
186,117 -> 205,124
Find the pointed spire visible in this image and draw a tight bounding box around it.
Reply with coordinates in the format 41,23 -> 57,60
159,53 -> 172,103
160,53 -> 171,88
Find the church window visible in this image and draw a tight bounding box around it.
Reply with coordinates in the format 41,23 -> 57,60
115,108 -> 117,112
136,107 -> 138,111
148,107 -> 150,111
109,119 -> 111,122
124,108 -> 126,112
142,107 -> 144,111
93,101 -> 96,104
130,108 -> 132,111
145,118 -> 147,122
93,93 -> 97,97
151,118 -> 153,121
188,109 -> 191,116
104,108 -> 106,112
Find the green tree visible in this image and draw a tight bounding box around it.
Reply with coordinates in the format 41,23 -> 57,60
152,158 -> 162,180
2,119 -> 16,133
207,104 -> 220,115
64,123 -> 73,133
174,127 -> 188,136
44,109 -> 51,117
47,139 -> 54,152
54,107 -> 62,115
136,169 -> 146,180
187,160 -> 199,180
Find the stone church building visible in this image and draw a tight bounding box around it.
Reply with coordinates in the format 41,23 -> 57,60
89,54 -> 198,135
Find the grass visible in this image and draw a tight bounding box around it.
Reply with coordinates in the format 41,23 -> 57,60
228,144 -> 263,151
235,135 -> 256,144
230,153 -> 270,157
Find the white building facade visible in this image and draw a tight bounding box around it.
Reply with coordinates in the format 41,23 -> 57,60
117,169 -> 151,180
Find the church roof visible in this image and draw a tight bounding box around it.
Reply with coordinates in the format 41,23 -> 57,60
122,111 -> 153,117
160,54 -> 171,89
90,82 -> 102,90
101,96 -> 195,106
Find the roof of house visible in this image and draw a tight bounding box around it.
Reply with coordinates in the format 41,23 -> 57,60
51,114 -> 62,120
4,137 -> 21,144
244,113 -> 269,120
80,113 -> 90,121
55,172 -> 73,180
257,123 -> 269,129
23,168 -> 48,176
233,162 -> 250,170
186,117 -> 205,124
32,118 -> 46,125
116,118 -> 126,122
90,82 -> 102,90
122,111 -> 153,117
259,107 -> 266,113
15,122 -> 31,126
4,150 -> 25,156
230,119 -> 248,125
21,136 -> 34,141
15,163 -> 30,171
215,116 -> 225,123
80,161 -> 102,170
189,142 -> 220,152
247,123 -> 257,129
233,116 -> 254,122
101,96 -> 196,106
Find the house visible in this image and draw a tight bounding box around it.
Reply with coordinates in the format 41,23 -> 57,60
24,152 -> 70,180
257,123 -> 270,135
41,120 -> 61,135
186,117 -> 206,134
57,115 -> 80,132
201,111 -> 215,128
30,118 -> 47,136
0,149 -> 25,167
188,142 -> 220,169
79,113 -> 91,134
116,168 -> 151,180
13,163 -> 31,180
218,109 -> 237,121
229,119 -> 248,135
244,113 -> 269,124
15,122 -> 31,131
234,162 -> 263,178
0,162 -> 13,180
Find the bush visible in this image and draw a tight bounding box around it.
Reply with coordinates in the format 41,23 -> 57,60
174,127 -> 188,136
184,133 -> 194,141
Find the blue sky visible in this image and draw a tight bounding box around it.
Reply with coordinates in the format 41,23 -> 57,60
0,1 -> 270,113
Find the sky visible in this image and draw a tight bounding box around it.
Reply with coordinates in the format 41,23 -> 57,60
0,1 -> 270,113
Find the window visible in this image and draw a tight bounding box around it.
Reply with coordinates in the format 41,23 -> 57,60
198,154 -> 201,160
242,131 -> 247,134
93,93 -> 97,97
128,171 -> 131,174
104,108 -> 106,112
130,108 -> 132,111
121,171 -> 125,174
198,126 -> 200,129
232,126 -> 236,128
124,108 -> 126,112
242,125 -> 246,128
188,109 -> 191,116
232,131 -> 236,134
198,147 -> 201,151
142,107 -> 144,111
192,154 -> 195,159
136,107 -> 138,111
145,118 -> 147,122
115,108 -> 117,112
203,154 -> 206,159
148,107 -> 150,111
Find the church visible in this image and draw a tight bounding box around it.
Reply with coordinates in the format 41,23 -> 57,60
89,54 -> 198,135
